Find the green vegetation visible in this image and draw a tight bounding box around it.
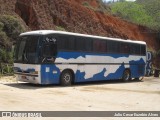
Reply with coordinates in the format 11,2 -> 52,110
0,48 -> 14,76
82,1 -> 90,7
111,1 -> 154,28
82,1 -> 96,10
0,49 -> 13,63
136,0 -> 160,30
0,15 -> 26,75
0,15 -> 25,62
110,0 -> 160,31
82,0 -> 160,30
110,0 -> 160,55
0,15 -> 25,42
109,0 -> 160,68
96,0 -> 111,13
82,0 -> 110,13
55,25 -> 66,31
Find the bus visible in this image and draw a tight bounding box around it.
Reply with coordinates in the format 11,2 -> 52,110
14,30 -> 146,86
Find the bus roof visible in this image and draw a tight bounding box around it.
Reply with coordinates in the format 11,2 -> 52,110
20,30 -> 146,45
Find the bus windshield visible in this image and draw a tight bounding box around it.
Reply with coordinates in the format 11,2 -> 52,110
14,36 -> 40,64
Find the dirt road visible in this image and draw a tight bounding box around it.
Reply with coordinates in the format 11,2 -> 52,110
0,76 -> 160,119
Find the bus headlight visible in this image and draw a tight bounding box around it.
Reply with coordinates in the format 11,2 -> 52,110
13,67 -> 19,72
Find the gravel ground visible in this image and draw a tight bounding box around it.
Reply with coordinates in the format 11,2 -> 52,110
0,76 -> 160,120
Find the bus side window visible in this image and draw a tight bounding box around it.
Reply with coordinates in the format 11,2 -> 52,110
57,35 -> 75,51
43,43 -> 57,57
107,41 -> 114,53
112,41 -> 120,53
68,36 -> 75,51
120,42 -> 125,54
99,40 -> 106,52
85,38 -> 92,52
57,36 -> 65,50
141,45 -> 146,55
93,40 -> 99,52
130,44 -> 141,55
43,35 -> 57,58
93,39 -> 105,53
130,44 -> 136,55
107,41 -> 121,54
76,37 -> 85,51
120,42 -> 130,54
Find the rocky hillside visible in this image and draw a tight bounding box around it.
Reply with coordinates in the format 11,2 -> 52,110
0,0 -> 159,51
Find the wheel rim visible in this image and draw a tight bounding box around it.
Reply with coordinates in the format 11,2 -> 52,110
63,73 -> 71,83
124,71 -> 130,81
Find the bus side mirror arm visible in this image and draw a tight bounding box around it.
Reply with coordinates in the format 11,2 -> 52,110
42,57 -> 46,63
42,57 -> 55,63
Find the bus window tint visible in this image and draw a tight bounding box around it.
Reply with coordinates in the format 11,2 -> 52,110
58,35 -> 75,51
93,40 -> 99,52
93,40 -> 106,52
84,38 -> 92,52
107,41 -> 118,53
16,39 -> 26,61
141,45 -> 146,55
135,45 -> 141,55
57,36 -> 65,50
43,35 -> 57,57
99,40 -> 106,52
120,43 -> 130,54
68,36 -> 75,50
130,44 -> 141,55
76,37 -> 85,51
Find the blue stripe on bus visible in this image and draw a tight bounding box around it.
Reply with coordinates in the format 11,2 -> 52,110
74,58 -> 145,82
75,63 -> 126,82
129,58 -> 145,78
41,64 -> 61,84
40,55 -> 145,84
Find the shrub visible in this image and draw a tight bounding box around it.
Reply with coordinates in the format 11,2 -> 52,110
0,15 -> 25,42
82,1 -> 90,7
55,26 -> 66,31
0,22 -> 4,31
111,2 -> 154,28
0,31 -> 11,47
0,15 -> 26,65
82,1 -> 96,10
0,48 -> 13,64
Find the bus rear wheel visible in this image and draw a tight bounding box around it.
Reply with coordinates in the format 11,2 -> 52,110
122,69 -> 131,82
135,77 -> 144,81
60,70 -> 72,86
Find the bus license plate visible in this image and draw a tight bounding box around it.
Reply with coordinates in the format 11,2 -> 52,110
22,76 -> 26,79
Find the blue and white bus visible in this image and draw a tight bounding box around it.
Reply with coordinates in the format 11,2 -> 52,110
14,30 -> 146,86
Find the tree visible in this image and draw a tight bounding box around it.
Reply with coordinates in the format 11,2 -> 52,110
0,15 -> 25,42
136,0 -> 160,30
0,15 -> 26,64
111,1 -> 154,28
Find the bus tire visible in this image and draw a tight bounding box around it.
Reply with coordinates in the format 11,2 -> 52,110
60,70 -> 73,86
135,77 -> 143,81
122,69 -> 131,82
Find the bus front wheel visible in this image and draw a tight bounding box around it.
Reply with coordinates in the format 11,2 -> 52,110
60,70 -> 73,86
122,69 -> 131,82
